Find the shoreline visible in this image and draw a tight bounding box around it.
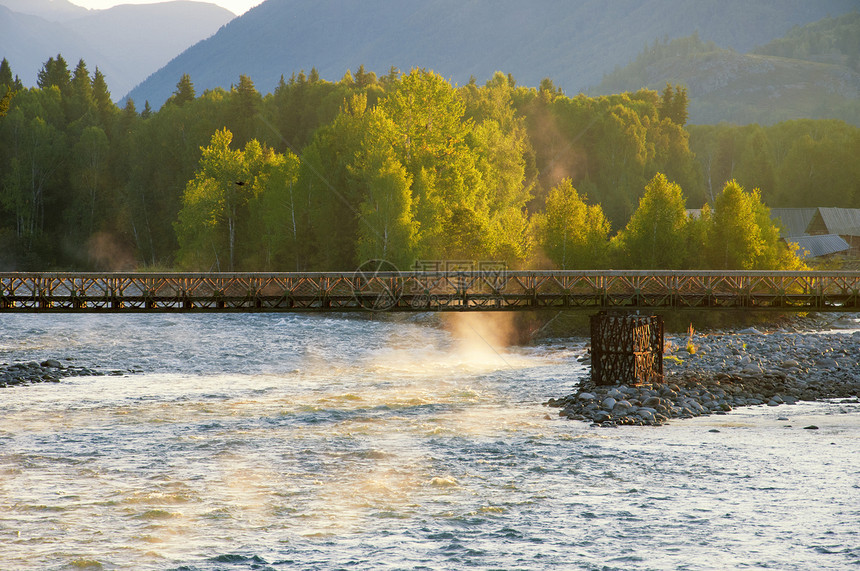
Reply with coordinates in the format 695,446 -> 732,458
548,315 -> 860,426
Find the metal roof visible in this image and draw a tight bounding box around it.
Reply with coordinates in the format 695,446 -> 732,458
769,208 -> 817,237
784,234 -> 850,259
816,208 -> 860,236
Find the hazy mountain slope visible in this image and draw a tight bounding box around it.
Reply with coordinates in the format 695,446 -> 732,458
0,0 -> 86,21
0,1 -> 234,99
753,12 -> 860,67
126,0 -> 859,110
591,15 -> 860,125
0,5 -> 113,86
66,2 -> 235,99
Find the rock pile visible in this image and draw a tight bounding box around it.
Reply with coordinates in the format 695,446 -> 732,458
0,360 -> 123,388
548,322 -> 860,427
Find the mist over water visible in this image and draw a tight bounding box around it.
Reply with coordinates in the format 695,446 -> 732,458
1,314 -> 858,570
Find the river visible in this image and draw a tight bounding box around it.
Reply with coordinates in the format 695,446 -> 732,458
1,313 -> 858,570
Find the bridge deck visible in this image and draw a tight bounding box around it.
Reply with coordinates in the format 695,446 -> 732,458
2,271 -> 860,313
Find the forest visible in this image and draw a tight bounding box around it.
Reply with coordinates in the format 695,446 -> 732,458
1,56 -> 858,272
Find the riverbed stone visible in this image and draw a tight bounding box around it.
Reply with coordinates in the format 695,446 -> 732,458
1,359 -> 123,387
547,313 -> 860,427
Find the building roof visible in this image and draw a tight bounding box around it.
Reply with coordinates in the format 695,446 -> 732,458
816,208 -> 860,237
769,208 -> 817,237
785,234 -> 850,259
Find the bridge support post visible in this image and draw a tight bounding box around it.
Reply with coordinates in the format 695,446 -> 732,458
590,312 -> 663,386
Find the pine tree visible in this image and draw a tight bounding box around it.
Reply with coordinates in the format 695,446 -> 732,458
230,74 -> 261,145
0,59 -> 13,118
0,58 -> 13,89
92,68 -> 114,124
67,59 -> 94,123
658,83 -> 689,125
167,74 -> 195,107
658,82 -> 674,121
670,85 -> 689,126
0,88 -> 12,118
36,54 -> 71,93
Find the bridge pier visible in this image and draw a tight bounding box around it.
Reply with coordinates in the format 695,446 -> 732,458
590,312 -> 663,386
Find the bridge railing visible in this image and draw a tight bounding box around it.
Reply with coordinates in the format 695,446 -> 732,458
1,271 -> 859,312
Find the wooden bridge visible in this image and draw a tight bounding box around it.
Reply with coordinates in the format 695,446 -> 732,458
2,271 -> 860,313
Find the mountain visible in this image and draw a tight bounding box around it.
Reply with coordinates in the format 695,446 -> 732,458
126,0 -> 859,110
0,0 -> 87,21
0,0 -> 234,100
591,13 -> 860,125
0,5 -> 105,85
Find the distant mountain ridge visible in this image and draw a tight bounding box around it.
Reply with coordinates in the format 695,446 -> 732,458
591,13 -> 860,125
0,0 -> 234,100
126,0 -> 859,110
0,0 -> 87,21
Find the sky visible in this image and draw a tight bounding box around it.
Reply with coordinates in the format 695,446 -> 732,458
70,0 -> 264,16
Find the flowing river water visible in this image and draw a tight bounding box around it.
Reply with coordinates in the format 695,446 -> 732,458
1,313 -> 858,570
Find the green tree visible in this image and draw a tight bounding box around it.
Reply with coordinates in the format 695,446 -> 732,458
175,128 -> 299,271
166,74 -> 196,107
0,87 -> 12,119
658,83 -> 689,126
379,68 -> 487,259
353,64 -> 377,89
293,93 -> 371,269
229,74 -> 261,146
0,113 -> 67,248
658,83 -> 674,121
775,125 -> 860,207
708,180 -> 801,269
36,54 -> 71,94
247,149 -> 302,269
612,173 -> 688,269
353,135 -> 417,268
464,72 -> 535,262
175,128 -> 246,270
685,204 -> 712,269
91,68 -> 115,126
734,126 -> 776,202
537,178 -> 609,269
0,58 -> 13,89
0,57 -> 20,116
70,126 -> 110,238
593,102 -> 650,227
236,139 -> 296,268
67,58 -> 94,124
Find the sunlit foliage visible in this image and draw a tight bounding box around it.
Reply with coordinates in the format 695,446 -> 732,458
0,56 -> 847,271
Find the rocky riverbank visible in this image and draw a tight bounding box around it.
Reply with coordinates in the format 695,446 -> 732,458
0,359 -> 126,387
548,315 -> 860,426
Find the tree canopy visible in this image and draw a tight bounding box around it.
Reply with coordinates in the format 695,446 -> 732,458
0,56 -> 849,271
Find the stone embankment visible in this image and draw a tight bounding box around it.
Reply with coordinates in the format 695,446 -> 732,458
0,359 -> 124,387
548,316 -> 860,427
